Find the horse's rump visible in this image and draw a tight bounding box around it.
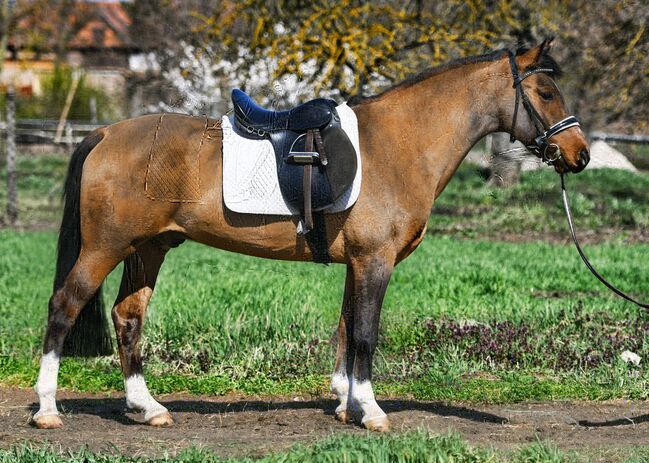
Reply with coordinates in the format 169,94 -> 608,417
144,113 -> 221,203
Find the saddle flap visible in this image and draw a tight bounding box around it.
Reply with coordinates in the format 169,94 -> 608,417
320,126 -> 357,200
273,122 -> 357,212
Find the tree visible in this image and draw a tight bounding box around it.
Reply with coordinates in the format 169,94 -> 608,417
195,0 -> 524,101
559,0 -> 648,131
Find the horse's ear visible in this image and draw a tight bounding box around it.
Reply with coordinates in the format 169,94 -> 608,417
517,37 -> 554,69
539,37 -> 554,55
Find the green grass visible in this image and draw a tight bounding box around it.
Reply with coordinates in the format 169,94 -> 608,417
0,155 -> 68,228
431,165 -> 649,240
0,229 -> 647,401
0,160 -> 647,401
0,432 -> 605,463
2,431 -> 648,462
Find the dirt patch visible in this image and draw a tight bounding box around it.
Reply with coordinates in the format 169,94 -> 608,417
1,388 -> 648,460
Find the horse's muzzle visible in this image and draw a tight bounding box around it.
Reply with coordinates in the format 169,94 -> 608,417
571,148 -> 590,173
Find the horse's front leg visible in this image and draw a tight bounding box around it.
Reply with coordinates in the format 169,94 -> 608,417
330,265 -> 354,423
333,255 -> 393,431
112,241 -> 172,426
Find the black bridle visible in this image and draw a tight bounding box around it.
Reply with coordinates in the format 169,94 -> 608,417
508,50 -> 580,166
508,49 -> 648,310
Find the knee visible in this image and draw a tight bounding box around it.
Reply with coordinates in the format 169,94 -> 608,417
114,314 -> 140,340
46,295 -> 73,332
112,307 -> 142,344
352,330 -> 377,356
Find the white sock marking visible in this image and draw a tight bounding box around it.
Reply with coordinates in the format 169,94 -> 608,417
351,378 -> 386,424
34,351 -> 60,419
330,372 -> 350,415
125,374 -> 167,421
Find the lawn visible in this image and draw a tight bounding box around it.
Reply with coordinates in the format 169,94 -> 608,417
6,431 -> 649,463
1,225 -> 647,401
1,156 -> 648,461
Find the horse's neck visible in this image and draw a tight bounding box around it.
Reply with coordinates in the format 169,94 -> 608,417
359,60 -> 506,208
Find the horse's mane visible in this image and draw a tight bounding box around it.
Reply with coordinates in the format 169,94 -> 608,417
350,45 -> 562,105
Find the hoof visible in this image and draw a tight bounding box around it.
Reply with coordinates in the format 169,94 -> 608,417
363,415 -> 390,432
335,410 -> 352,424
32,414 -> 63,429
147,411 -> 173,427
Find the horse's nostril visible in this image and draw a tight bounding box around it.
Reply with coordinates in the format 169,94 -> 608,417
579,149 -> 590,166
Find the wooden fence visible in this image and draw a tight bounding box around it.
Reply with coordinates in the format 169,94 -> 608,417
0,86 -> 104,225
0,119 -> 105,146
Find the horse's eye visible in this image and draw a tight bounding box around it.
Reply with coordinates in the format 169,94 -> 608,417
539,91 -> 554,101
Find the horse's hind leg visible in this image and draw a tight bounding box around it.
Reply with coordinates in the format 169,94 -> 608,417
33,248 -> 124,429
330,265 -> 354,423
112,240 -> 171,426
347,255 -> 393,432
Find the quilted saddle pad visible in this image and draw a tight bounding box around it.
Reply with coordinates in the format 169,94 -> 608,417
221,102 -> 361,215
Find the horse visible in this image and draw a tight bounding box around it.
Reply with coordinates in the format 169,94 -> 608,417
32,39 -> 589,431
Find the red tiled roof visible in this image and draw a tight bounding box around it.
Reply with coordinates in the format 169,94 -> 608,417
69,2 -> 133,49
10,1 -> 134,52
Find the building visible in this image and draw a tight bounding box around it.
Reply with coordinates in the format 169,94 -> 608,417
2,0 -> 139,119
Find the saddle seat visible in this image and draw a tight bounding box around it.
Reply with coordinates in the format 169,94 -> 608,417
230,89 -> 357,238
232,88 -> 334,134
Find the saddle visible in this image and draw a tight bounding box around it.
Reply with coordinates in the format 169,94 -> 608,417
231,89 -> 357,234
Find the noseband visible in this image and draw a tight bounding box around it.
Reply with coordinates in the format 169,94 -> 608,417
508,50 -> 580,165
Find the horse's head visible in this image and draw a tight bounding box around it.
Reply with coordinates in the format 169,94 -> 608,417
506,39 -> 589,173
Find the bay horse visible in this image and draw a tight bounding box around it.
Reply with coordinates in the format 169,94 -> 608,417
33,40 -> 589,431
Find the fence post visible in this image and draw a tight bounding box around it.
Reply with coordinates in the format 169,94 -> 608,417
65,122 -> 73,148
6,84 -> 17,226
54,68 -> 80,144
89,96 -> 97,124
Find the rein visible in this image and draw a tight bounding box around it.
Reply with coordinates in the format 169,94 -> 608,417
507,50 -> 648,310
561,174 -> 649,310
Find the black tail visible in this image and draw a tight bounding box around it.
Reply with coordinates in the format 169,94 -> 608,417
55,130 -> 113,357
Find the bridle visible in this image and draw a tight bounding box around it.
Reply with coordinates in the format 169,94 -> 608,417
508,50 -> 580,166
508,49 -> 648,310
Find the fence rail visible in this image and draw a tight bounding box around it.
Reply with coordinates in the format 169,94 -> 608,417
590,131 -> 649,145
0,119 -> 106,146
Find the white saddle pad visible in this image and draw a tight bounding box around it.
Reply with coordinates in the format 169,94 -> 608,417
222,102 -> 361,215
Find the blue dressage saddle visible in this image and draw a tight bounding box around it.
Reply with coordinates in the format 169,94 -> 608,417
231,89 -> 357,234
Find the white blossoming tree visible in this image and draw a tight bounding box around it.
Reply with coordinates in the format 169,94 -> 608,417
157,42 -> 345,117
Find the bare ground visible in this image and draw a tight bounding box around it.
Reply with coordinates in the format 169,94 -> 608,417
1,387 -> 648,460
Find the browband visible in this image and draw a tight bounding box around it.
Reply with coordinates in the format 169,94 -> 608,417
513,68 -> 555,87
